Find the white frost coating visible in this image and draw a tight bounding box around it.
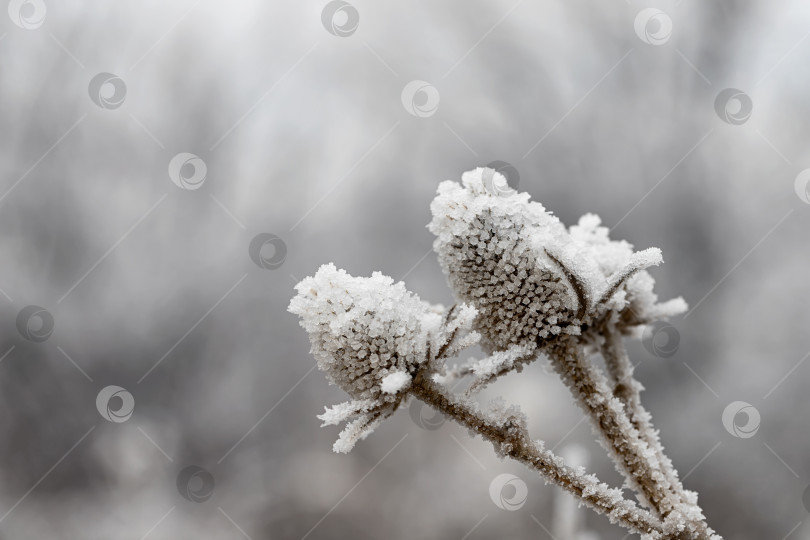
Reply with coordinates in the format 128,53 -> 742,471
381,371 -> 411,394
317,400 -> 377,426
553,445 -> 593,540
288,263 -> 434,403
463,343 -> 537,394
428,169 -> 580,352
289,264 -> 481,454
289,263 -> 437,453
569,213 -> 635,276
289,168 -> 717,538
428,302 -> 480,360
470,344 -> 533,378
567,213 -> 686,322
428,169 -> 688,355
334,415 -> 385,454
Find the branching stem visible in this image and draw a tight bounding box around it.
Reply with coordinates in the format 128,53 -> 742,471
601,328 -> 714,539
410,374 -> 665,538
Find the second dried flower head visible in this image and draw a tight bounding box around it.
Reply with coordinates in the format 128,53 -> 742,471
428,167 -> 687,353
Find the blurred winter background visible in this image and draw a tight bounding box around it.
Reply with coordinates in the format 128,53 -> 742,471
0,0 -> 808,538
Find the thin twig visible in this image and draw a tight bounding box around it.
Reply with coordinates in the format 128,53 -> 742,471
546,340 -> 676,516
410,374 -> 664,537
601,328 -> 713,539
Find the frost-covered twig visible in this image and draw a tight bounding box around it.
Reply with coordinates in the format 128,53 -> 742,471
600,326 -> 713,539
409,374 -> 665,537
553,446 -> 599,540
546,339 -> 681,520
290,167 -> 722,539
289,264 -> 662,536
601,327 -> 683,495
463,343 -> 537,396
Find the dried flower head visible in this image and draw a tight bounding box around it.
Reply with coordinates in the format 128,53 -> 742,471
290,167 -> 720,539
289,263 -> 437,403
289,263 -> 479,452
428,168 -> 581,353
428,167 -> 685,353
568,212 -> 688,330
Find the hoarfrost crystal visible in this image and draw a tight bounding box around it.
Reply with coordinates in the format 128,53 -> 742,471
289,168 -> 720,539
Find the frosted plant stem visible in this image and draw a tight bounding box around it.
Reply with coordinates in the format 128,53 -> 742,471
409,374 -> 665,538
547,341 -> 676,519
601,329 -> 713,538
602,330 -> 684,494
293,168 -> 725,538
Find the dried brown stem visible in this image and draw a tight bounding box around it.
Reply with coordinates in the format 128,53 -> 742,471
410,374 -> 664,538
547,341 -> 673,507
601,329 -> 714,539
546,339 -> 716,540
601,329 -> 684,495
545,249 -> 590,319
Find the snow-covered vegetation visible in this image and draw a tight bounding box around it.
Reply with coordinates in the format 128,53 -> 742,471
291,168 -> 720,539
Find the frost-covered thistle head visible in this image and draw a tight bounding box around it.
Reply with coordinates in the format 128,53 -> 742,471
289,263 -> 437,403
568,213 -> 688,330
429,168 -> 587,353
428,168 -> 686,353
289,263 -> 480,452
291,169 -> 719,538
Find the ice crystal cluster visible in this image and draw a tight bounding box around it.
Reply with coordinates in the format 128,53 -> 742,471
289,168 -> 720,539
427,168 -> 686,354
289,263 -> 434,403
290,264 -> 438,452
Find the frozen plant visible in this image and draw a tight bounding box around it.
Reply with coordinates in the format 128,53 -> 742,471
551,446 -> 601,540
289,168 -> 721,539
